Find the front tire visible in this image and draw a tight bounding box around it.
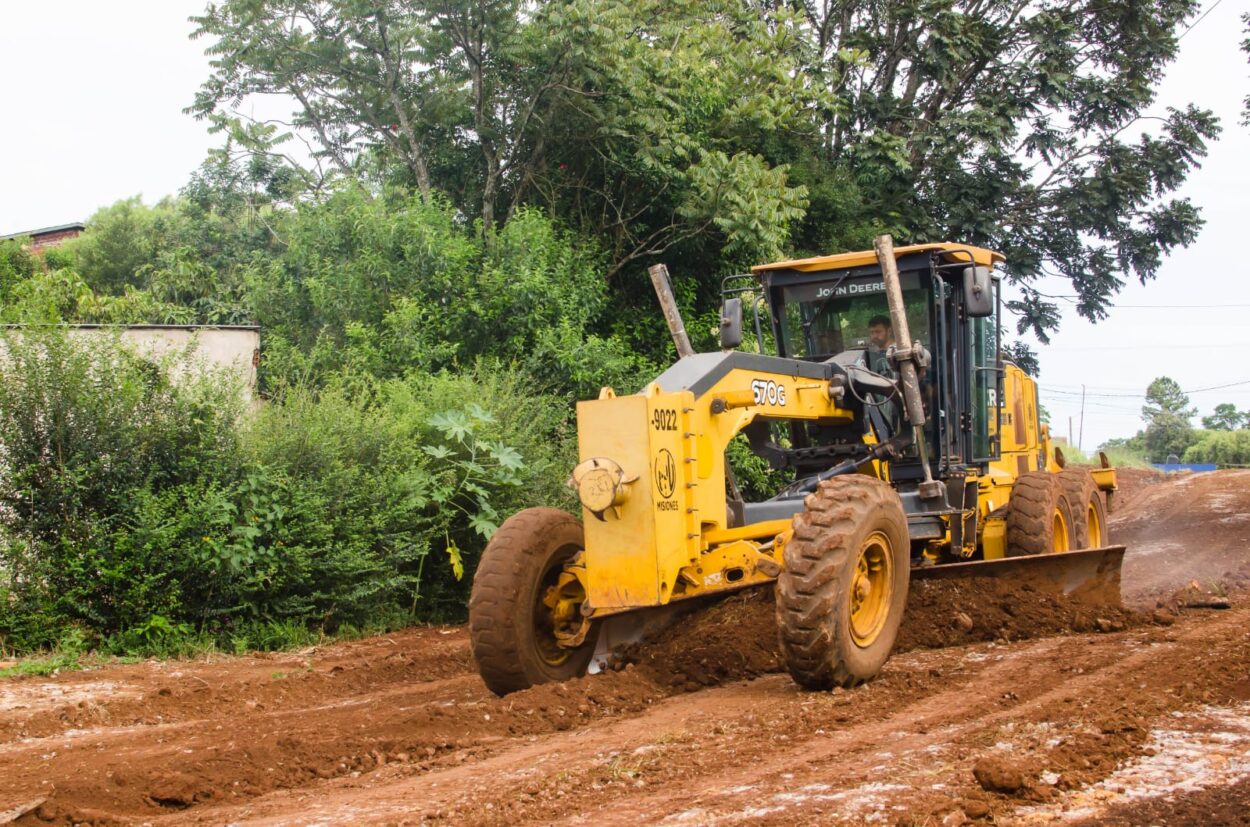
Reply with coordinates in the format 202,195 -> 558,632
469,508 -> 597,696
776,476 -> 910,690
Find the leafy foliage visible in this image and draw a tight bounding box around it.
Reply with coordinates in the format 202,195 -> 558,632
1202,403 -> 1249,431
1185,429 -> 1250,466
0,332 -> 572,652
190,0 -> 1218,342
1001,341 -> 1040,377
1140,376 -> 1197,462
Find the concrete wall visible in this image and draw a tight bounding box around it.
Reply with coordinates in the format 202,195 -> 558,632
5,325 -> 261,404
80,326 -> 261,402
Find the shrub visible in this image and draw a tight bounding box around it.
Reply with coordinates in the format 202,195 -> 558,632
1184,429 -> 1250,466
0,331 -> 577,653
241,366 -> 576,624
0,330 -> 244,650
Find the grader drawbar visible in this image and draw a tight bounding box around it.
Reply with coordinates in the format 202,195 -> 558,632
468,236 -> 1125,696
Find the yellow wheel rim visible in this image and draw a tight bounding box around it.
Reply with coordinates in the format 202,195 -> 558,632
536,553 -> 588,666
1051,506 -> 1070,553
849,531 -> 894,648
1087,498 -> 1104,547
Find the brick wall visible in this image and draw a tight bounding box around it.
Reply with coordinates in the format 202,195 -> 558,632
29,227 -> 83,251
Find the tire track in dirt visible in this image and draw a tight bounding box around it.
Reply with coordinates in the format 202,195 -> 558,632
3,659 -> 663,823
0,627 -> 473,743
617,603 -> 1250,826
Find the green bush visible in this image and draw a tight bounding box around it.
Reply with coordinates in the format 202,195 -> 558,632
0,332 -> 577,654
0,238 -> 39,303
241,367 -> 576,624
0,330 -> 244,650
1184,429 -> 1250,466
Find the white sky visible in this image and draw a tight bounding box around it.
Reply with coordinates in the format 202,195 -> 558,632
0,1 -> 1247,449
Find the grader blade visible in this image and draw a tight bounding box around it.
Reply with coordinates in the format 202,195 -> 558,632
911,546 -> 1125,606
586,601 -> 708,674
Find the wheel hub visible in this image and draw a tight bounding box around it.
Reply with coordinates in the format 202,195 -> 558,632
1051,506 -> 1071,553
538,555 -> 592,662
849,531 -> 894,648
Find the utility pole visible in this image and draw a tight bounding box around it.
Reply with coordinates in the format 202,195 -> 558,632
1078,384 -> 1086,453
1069,416 -> 1073,448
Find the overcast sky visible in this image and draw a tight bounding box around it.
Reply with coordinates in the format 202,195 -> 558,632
1,1 -> 1246,449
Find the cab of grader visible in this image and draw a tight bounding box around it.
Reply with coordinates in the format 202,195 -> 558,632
469,237 -> 1122,697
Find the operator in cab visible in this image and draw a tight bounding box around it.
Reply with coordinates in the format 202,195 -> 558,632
866,314 -> 895,378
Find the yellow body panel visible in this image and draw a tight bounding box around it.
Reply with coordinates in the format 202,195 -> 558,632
577,369 -> 853,614
977,361 -> 1043,548
982,518 -> 1007,559
752,243 -> 1004,274
975,361 -> 1117,558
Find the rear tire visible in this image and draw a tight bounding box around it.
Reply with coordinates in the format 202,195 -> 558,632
1005,472 -> 1075,556
776,476 -> 910,690
1058,469 -> 1109,549
469,508 -> 597,696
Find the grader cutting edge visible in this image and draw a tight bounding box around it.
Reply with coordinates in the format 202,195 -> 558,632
468,235 -> 1124,696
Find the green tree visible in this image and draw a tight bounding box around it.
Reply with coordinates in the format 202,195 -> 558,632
1202,402 -> 1248,431
779,0 -> 1218,341
1002,341 -> 1039,376
191,0 -> 1219,345
1185,429 -> 1250,465
71,197 -> 160,293
190,0 -> 815,272
1141,376 -> 1196,461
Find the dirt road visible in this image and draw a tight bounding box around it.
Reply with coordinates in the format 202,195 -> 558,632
2,469 -> 1249,825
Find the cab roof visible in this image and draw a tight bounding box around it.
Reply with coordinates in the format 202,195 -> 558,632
751,243 -> 1004,274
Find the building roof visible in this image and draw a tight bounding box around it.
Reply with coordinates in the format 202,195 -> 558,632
0,222 -> 86,242
751,243 -> 1005,274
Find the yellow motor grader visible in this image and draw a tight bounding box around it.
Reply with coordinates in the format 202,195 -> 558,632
469,236 -> 1122,695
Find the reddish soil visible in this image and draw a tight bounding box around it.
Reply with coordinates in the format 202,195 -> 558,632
1,468 -> 1248,825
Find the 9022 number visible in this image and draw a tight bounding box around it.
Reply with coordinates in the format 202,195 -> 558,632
652,408 -> 677,431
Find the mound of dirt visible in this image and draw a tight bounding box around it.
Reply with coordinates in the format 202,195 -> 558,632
614,570 -> 1144,690
973,754 -> 1037,794
896,576 -> 1143,651
618,588 -> 782,690
1106,466 -> 1165,512
1113,467 -> 1250,602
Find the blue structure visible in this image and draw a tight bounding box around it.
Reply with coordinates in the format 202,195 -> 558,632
1151,463 -> 1218,473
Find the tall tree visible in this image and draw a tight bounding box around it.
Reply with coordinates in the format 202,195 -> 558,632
774,0 -> 1218,340
190,0 -> 813,258
1202,402 -> 1248,431
1141,375 -> 1196,461
191,0 -> 1220,340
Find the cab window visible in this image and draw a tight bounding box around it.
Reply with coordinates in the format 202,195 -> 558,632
777,271 -> 930,361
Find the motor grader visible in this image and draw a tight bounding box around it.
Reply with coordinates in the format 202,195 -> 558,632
469,235 -> 1122,696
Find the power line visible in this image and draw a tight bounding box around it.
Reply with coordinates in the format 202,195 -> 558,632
1179,0 -> 1227,39
1039,378 -> 1250,399
1044,342 -> 1250,352
1108,303 -> 1250,309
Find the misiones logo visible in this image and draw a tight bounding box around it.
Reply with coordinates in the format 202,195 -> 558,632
654,448 -> 677,499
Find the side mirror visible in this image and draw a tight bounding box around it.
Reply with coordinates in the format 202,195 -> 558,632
963,266 -> 993,318
720,297 -> 743,350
